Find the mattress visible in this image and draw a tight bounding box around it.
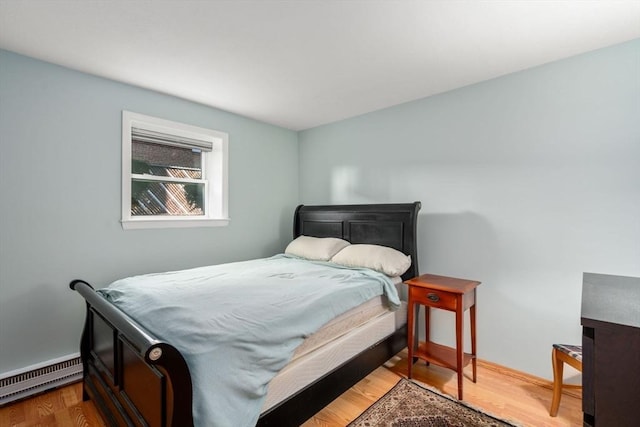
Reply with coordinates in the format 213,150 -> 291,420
262,300 -> 407,412
291,294 -> 392,360
292,278 -> 402,360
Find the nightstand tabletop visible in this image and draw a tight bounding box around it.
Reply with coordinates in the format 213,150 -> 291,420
405,274 -> 480,294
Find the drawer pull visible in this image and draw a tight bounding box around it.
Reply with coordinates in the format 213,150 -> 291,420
427,293 -> 440,302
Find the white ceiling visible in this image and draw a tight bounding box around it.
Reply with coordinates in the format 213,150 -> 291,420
1,1 -> 639,131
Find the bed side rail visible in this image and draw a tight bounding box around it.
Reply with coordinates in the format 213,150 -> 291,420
70,279 -> 194,427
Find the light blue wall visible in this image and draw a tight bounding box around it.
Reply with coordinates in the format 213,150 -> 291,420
0,50 -> 299,374
2,39 -> 639,381
299,39 -> 640,378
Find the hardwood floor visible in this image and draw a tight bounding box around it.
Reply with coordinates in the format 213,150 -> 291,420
0,384 -> 106,427
304,350 -> 582,427
1,350 -> 581,427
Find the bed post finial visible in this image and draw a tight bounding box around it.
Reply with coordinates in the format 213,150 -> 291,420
148,347 -> 163,361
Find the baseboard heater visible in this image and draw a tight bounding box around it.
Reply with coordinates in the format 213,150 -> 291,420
0,354 -> 82,406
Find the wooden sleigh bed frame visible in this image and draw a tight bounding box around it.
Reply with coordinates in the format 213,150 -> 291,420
70,202 -> 421,427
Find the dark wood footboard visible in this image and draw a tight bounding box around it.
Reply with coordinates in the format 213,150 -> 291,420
71,278 -> 407,427
70,279 -> 193,427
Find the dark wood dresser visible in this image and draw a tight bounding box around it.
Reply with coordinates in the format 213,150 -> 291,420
581,273 -> 640,427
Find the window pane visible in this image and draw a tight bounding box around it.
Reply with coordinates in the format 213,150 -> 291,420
131,180 -> 205,216
132,140 -> 202,179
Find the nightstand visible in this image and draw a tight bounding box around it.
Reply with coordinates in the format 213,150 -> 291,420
405,274 -> 480,400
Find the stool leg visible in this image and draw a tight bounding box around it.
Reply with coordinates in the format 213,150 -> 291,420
550,347 -> 564,417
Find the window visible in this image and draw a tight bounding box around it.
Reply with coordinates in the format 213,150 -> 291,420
121,111 -> 228,229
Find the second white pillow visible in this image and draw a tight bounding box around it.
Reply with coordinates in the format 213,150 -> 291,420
331,244 -> 411,277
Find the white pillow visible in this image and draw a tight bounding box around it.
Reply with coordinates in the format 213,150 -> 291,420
285,235 -> 351,261
331,244 -> 411,277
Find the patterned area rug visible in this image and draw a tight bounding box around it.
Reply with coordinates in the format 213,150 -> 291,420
348,378 -> 518,427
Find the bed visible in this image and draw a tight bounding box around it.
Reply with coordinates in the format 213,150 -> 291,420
70,202 -> 421,426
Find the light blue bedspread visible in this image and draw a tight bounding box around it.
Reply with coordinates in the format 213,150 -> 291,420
98,254 -> 400,427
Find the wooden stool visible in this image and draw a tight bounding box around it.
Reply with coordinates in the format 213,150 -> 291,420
550,344 -> 582,417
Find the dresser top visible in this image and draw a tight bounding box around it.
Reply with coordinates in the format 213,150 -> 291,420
581,272 -> 640,329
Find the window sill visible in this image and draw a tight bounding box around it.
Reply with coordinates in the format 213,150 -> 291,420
121,217 -> 230,230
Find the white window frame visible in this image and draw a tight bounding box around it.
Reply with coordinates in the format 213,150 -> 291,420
121,111 -> 229,229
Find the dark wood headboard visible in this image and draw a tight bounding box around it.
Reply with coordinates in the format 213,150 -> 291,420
293,202 -> 421,281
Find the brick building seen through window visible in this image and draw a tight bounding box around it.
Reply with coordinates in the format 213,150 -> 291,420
131,141 -> 205,216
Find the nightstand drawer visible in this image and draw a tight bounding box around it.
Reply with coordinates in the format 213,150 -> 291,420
409,287 -> 457,310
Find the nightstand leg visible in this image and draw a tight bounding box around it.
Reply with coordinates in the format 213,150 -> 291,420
423,305 -> 430,366
456,298 -> 464,400
424,305 -> 430,343
471,301 -> 477,383
407,300 -> 415,378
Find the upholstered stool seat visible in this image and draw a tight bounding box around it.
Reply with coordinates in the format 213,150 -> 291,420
550,344 -> 583,417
